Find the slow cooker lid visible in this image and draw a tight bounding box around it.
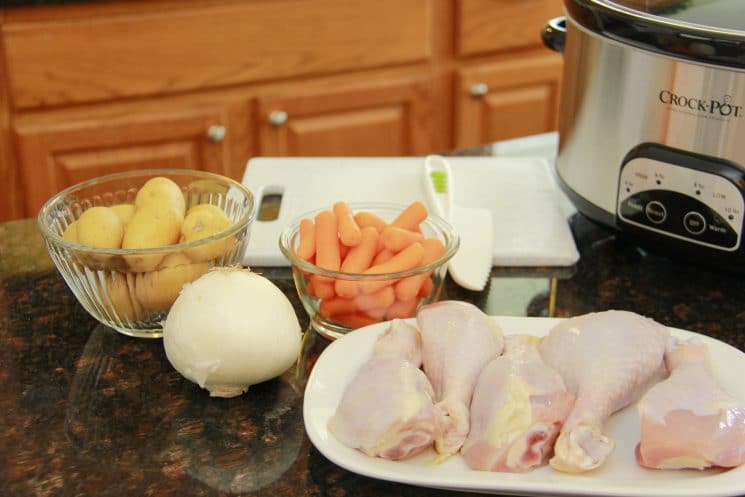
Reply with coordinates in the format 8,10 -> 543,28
599,0 -> 745,33
568,0 -> 745,69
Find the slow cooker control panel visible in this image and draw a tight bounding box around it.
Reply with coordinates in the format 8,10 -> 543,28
617,155 -> 744,252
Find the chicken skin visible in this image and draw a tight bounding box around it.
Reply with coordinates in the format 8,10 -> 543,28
462,335 -> 575,472
328,319 -> 439,460
636,336 -> 745,470
538,310 -> 668,473
416,301 -> 505,456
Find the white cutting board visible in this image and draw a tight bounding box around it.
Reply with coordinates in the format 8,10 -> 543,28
241,157 -> 579,267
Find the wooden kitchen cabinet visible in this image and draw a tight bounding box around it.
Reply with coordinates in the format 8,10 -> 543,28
455,53 -> 563,148
457,0 -> 564,57
256,77 -> 434,157
2,0 -> 431,109
0,0 -> 564,221
13,101 -> 250,215
454,0 -> 564,148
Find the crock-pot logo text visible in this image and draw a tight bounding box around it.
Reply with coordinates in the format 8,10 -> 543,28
659,91 -> 741,118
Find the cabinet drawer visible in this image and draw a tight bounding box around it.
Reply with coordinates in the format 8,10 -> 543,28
13,104 -> 238,215
455,53 -> 562,147
3,0 -> 432,109
256,76 -> 434,156
457,0 -> 563,57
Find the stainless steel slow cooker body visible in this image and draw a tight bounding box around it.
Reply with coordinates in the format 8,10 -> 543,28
546,0 -> 745,270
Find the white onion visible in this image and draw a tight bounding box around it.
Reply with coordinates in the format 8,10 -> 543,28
163,267 -> 302,397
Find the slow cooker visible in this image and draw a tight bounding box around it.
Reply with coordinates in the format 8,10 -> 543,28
543,0 -> 745,271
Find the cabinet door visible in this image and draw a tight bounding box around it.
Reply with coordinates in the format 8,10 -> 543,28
14,105 -> 241,216
457,0 -> 563,57
456,54 -> 562,148
256,77 -> 434,157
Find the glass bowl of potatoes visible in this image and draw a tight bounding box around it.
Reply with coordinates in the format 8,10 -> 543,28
37,169 -> 256,338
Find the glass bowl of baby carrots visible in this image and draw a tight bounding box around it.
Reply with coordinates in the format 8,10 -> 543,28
279,201 -> 459,340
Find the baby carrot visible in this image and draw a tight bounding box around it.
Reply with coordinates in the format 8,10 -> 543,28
365,242 -> 425,275
305,276 -> 316,297
391,201 -> 428,231
372,248 -> 395,266
335,227 -> 380,297
385,298 -> 419,320
339,242 -> 350,261
394,269 -> 428,301
332,312 -> 380,329
314,210 -> 340,272
297,218 -> 316,261
423,237 -> 446,258
380,226 -> 424,253
312,278 -> 336,299
359,276 -> 396,296
335,279 -> 360,299
394,238 -> 445,301
354,211 -> 387,233
354,286 -> 395,311
319,296 -> 358,318
363,307 -> 388,321
361,242 -> 425,294
340,227 -> 379,273
333,201 -> 362,247
418,275 -> 434,298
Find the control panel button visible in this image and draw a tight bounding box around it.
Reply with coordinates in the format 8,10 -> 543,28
619,190 -> 740,250
645,201 -> 667,224
683,211 -> 707,235
626,198 -> 644,213
617,148 -> 744,252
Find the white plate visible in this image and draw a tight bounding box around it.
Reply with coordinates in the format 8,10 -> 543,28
303,316 -> 745,497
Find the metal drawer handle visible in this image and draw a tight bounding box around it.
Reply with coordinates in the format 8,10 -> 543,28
206,124 -> 227,143
469,83 -> 489,98
268,110 -> 288,127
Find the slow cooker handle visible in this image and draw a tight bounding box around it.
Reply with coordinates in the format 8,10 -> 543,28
542,16 -> 566,53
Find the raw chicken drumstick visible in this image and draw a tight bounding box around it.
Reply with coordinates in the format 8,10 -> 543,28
416,301 -> 505,456
538,310 -> 669,473
636,336 -> 745,469
328,319 -> 439,460
462,335 -> 575,472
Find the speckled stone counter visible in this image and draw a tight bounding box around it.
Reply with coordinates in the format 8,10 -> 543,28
1,185 -> 744,496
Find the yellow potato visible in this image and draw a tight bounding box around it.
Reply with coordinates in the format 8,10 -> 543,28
61,221 -> 90,266
76,206 -> 124,249
135,252 -> 208,311
102,272 -> 144,322
185,203 -> 222,217
122,205 -> 182,272
127,272 -> 145,320
62,221 -> 78,243
74,206 -> 124,267
183,180 -> 229,217
181,204 -> 234,262
110,203 -> 136,226
135,177 -> 186,220
185,179 -> 229,196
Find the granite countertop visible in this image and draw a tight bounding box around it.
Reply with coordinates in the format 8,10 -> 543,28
1,158 -> 744,496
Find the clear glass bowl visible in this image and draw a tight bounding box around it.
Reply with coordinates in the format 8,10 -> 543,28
37,169 -> 256,338
279,202 -> 458,340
